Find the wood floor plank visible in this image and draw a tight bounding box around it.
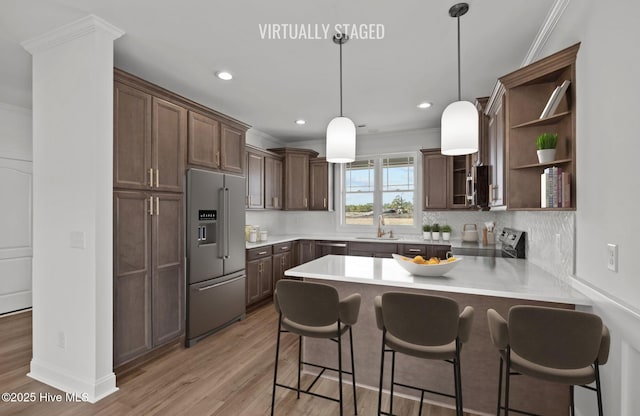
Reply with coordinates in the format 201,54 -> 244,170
0,306 -> 475,415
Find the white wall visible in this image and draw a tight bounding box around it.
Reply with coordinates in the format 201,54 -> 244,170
539,0 -> 640,414
0,103 -> 32,314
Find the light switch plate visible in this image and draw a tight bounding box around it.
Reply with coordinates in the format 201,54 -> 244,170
607,243 -> 618,272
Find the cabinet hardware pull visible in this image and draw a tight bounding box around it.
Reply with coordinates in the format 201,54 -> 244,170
249,195 -> 252,205
425,196 -> 429,207
323,197 -> 327,208
216,151 -> 220,166
281,246 -> 289,250
156,169 -> 159,188
149,196 -> 154,216
304,197 -> 308,208
258,251 -> 267,255
149,168 -> 154,188
155,196 -> 159,215
409,248 -> 421,252
274,196 -> 279,208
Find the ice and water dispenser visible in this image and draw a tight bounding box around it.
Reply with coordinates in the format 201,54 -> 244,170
197,209 -> 217,244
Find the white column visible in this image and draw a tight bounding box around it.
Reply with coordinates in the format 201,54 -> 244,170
21,15 -> 124,403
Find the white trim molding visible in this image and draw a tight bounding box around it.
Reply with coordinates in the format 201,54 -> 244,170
21,14 -> 124,54
521,0 -> 572,67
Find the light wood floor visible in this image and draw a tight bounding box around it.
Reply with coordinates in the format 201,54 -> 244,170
0,305 -> 473,415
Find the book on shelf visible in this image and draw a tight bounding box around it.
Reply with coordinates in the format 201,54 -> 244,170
540,80 -> 571,119
540,167 -> 570,208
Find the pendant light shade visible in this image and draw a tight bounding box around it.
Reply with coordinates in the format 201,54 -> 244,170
441,100 -> 478,155
326,34 -> 356,163
326,116 -> 356,163
441,3 -> 478,156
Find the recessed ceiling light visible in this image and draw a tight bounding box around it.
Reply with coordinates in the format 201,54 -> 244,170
295,119 -> 306,125
357,124 -> 367,128
417,102 -> 432,109
216,71 -> 233,81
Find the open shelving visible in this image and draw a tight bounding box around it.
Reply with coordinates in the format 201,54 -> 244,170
500,43 -> 579,210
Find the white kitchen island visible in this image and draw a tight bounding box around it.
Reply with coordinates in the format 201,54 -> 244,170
285,255 -> 589,415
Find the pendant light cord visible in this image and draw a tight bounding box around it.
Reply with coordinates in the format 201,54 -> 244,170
339,39 -> 343,117
457,15 -> 461,101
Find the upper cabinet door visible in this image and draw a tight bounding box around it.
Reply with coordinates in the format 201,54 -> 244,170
246,149 -> 264,209
152,98 -> 186,193
114,82 -> 152,190
284,152 -> 310,210
188,111 -> 220,170
422,150 -> 450,210
221,124 -> 244,174
309,159 -> 329,210
264,156 -> 283,210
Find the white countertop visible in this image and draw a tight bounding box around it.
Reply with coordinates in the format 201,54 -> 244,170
284,254 -> 590,306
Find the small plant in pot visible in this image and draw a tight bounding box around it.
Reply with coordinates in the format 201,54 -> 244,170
536,132 -> 558,164
441,224 -> 452,241
431,223 -> 440,241
422,224 -> 432,240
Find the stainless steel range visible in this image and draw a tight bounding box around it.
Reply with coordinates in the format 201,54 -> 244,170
186,168 -> 246,347
498,227 -> 526,258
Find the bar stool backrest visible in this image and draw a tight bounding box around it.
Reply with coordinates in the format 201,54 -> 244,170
382,292 -> 460,346
276,280 -> 340,326
508,306 -> 603,369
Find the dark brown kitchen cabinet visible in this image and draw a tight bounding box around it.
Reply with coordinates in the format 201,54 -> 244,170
246,148 -> 264,209
269,148 -> 319,210
113,82 -> 186,193
422,149 -> 451,210
309,158 -> 330,210
272,242 -> 294,285
220,124 -> 245,174
187,111 -> 220,170
264,155 -> 283,210
487,93 -> 506,208
114,82 -> 152,191
398,243 -> 452,260
349,241 -> 398,258
246,246 -> 273,306
297,239 -> 316,265
113,191 -> 184,367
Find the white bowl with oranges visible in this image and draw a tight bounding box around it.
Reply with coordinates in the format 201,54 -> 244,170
391,253 -> 462,277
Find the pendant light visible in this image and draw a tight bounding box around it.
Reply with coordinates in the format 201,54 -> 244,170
441,3 -> 478,156
326,33 -> 356,163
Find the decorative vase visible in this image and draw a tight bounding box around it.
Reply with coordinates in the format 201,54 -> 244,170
537,149 -> 556,164
423,231 -> 431,240
432,231 -> 440,241
443,232 -> 451,241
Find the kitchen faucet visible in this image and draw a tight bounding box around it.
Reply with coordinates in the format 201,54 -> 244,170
377,214 -> 393,238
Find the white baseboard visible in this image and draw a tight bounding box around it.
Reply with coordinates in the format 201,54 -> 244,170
28,359 -> 118,403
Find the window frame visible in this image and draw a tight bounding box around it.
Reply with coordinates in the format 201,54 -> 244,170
338,151 -> 421,233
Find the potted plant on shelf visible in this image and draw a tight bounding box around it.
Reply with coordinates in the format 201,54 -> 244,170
431,223 -> 440,241
536,132 -> 558,164
422,224 -> 432,240
441,225 -> 452,241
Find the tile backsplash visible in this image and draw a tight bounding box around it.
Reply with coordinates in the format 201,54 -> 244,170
246,209 -> 576,281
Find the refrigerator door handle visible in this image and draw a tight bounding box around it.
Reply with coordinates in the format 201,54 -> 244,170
223,187 -> 230,259
218,187 -> 225,259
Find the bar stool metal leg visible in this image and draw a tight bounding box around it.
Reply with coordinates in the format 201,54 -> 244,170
377,331 -> 386,416
504,348 -> 511,416
496,357 -> 503,416
338,326 -> 344,416
349,327 -> 358,415
297,335 -> 302,399
390,350 -> 396,415
454,339 -> 463,416
595,361 -> 603,416
271,315 -> 283,416
570,385 -> 574,416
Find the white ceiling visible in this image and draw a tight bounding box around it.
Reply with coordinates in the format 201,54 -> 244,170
0,0 -> 556,142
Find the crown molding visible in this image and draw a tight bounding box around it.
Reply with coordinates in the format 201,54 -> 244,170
486,0 -> 570,114
521,0 -> 571,66
21,14 -> 124,55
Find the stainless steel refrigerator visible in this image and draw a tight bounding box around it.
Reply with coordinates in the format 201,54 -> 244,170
186,168 -> 246,346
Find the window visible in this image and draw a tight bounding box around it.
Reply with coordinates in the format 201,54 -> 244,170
342,155 -> 417,227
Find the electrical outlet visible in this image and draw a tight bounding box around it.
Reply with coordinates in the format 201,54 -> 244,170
607,244 -> 618,272
57,331 -> 65,349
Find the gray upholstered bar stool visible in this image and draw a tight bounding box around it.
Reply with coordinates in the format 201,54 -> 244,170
374,292 -> 474,416
271,279 -> 361,416
487,306 -> 610,416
